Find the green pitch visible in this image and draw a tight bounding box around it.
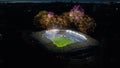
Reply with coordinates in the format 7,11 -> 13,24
51,37 -> 74,47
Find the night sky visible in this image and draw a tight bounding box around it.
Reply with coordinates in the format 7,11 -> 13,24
0,0 -> 120,3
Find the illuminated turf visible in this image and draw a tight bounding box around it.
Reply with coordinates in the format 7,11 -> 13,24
51,37 -> 74,47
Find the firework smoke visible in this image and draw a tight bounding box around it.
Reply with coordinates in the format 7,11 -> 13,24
34,5 -> 96,33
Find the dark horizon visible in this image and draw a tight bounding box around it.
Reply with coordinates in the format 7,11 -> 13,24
0,0 -> 120,3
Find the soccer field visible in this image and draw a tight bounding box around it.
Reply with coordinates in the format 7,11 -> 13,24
51,37 -> 74,47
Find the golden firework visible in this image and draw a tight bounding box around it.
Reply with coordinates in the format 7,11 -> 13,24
34,5 -> 96,34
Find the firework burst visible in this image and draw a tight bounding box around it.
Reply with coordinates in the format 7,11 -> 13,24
34,5 -> 96,33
